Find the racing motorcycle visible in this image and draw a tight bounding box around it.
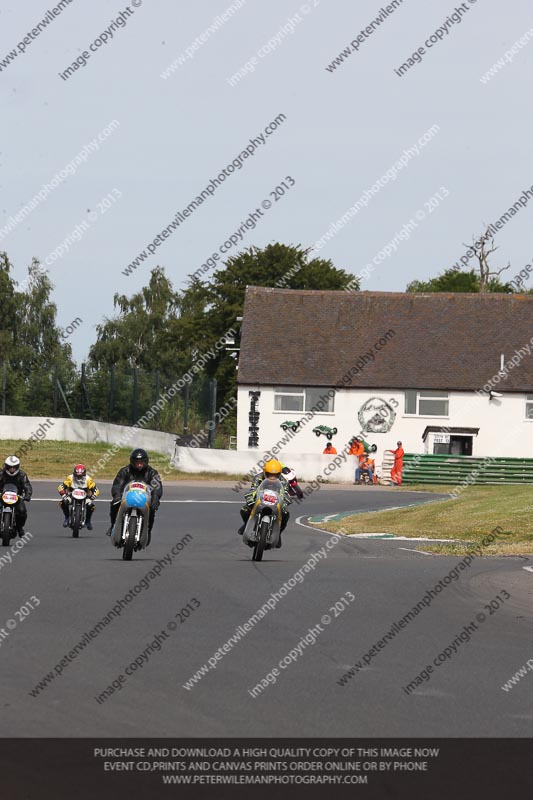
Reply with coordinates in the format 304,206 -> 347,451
0,484 -> 19,547
281,466 -> 304,499
243,479 -> 283,561
64,486 -> 91,538
111,480 -> 151,561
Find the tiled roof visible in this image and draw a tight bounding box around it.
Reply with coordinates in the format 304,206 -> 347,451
237,287 -> 533,391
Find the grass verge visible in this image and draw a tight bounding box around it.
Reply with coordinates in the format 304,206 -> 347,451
311,485 -> 533,555
0,439 -> 244,481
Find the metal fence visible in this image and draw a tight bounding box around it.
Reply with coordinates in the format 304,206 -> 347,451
0,363 -> 225,439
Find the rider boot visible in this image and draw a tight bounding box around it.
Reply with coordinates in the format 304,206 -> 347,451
60,497 -> 70,527
238,506 -> 250,535
86,503 -> 95,531
145,508 -> 156,547
276,512 -> 290,548
106,498 -> 120,536
15,501 -> 27,536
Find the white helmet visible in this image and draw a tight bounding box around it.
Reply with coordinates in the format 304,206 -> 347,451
4,455 -> 20,476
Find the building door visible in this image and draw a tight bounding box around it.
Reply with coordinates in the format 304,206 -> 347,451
449,436 -> 472,456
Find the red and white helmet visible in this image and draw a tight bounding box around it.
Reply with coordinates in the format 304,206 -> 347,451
73,464 -> 86,483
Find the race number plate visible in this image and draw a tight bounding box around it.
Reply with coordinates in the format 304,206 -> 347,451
2,491 -> 17,504
72,488 -> 86,499
262,492 -> 278,505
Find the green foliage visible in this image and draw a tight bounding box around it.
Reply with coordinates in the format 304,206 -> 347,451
89,266 -> 181,375
180,243 -> 356,404
86,267 -> 210,428
85,243 -> 357,428
0,253 -> 75,415
407,268 -> 513,293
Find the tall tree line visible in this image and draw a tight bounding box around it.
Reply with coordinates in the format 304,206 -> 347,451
0,244 -> 356,430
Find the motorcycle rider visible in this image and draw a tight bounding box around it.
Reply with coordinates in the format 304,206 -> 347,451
106,448 -> 163,545
280,462 -> 304,500
237,458 -> 291,548
58,464 -> 99,530
0,455 -> 32,536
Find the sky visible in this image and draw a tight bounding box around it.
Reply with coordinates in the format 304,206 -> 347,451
1,0 -> 532,363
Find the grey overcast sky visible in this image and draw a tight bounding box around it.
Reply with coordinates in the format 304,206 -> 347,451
1,0 -> 532,362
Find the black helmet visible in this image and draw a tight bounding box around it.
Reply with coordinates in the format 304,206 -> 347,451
130,448 -> 149,475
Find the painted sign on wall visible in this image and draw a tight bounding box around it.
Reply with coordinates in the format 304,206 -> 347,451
358,397 -> 397,433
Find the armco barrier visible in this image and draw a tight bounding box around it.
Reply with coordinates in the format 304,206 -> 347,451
402,453 -> 533,485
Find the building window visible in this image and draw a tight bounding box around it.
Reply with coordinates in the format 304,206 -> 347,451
404,390 -> 449,416
274,387 -> 335,413
305,388 -> 335,413
274,387 -> 304,412
526,395 -> 533,419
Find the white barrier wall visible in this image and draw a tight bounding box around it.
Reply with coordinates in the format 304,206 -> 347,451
0,416 -> 176,458
0,414 -> 364,482
174,445 -> 357,483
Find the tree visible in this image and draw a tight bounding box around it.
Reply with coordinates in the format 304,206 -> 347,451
205,242 -> 356,319
0,252 -> 24,412
407,228 -> 513,293
467,228 -> 511,291
190,243 -> 354,396
87,267 -> 187,426
0,252 -> 19,356
86,244 -> 358,429
182,243 -> 357,404
0,254 -> 76,415
89,266 -> 180,373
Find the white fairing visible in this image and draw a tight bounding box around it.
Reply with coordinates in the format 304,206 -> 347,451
242,479 -> 281,548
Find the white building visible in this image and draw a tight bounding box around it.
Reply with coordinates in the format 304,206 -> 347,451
236,287 -> 533,465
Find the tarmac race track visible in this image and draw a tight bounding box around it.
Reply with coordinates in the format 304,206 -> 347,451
1,481 -> 532,737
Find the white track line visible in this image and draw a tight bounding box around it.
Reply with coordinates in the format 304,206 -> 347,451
523,566 -> 533,573
347,535 -> 461,542
297,516 -> 460,545
295,515 -> 354,541
28,499 -> 241,503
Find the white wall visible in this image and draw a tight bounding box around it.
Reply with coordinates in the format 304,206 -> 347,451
174,445 -> 356,482
0,414 -> 359,482
237,386 -> 533,462
0,415 -> 177,458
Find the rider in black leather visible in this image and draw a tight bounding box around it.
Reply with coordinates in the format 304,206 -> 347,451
0,455 -> 32,535
106,449 -> 162,544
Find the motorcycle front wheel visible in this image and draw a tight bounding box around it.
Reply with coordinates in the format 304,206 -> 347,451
123,515 -> 137,561
1,511 -> 12,546
252,518 -> 270,562
72,504 -> 81,538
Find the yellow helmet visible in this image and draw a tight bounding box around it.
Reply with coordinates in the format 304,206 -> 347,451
264,458 -> 282,478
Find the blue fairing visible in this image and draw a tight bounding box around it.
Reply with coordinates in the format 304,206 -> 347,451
125,490 -> 148,508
